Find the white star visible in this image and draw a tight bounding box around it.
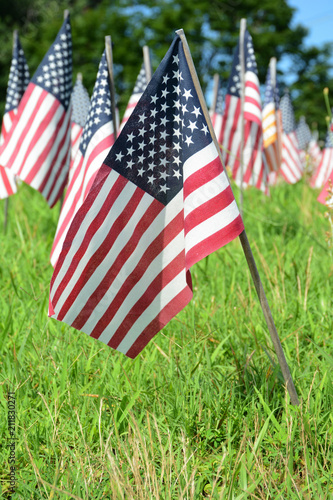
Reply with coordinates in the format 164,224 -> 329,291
173,55 -> 179,64
161,88 -> 168,98
162,75 -> 170,84
173,85 -> 181,95
127,159 -> 134,169
138,153 -> 145,163
187,120 -> 198,132
173,142 -> 181,152
148,149 -> 155,158
148,174 -> 156,184
160,117 -> 168,127
173,156 -> 181,166
127,145 -> 135,155
160,130 -> 167,140
173,169 -> 181,179
160,171 -> 169,180
182,103 -> 188,113
174,100 -> 181,110
94,117 -> 101,125
160,144 -> 167,153
138,127 -> 145,137
161,102 -> 169,112
138,141 -> 145,150
159,184 -> 170,193
150,108 -> 157,118
192,106 -> 202,118
151,95 -> 158,104
174,128 -> 182,138
116,151 -> 124,161
185,135 -> 193,147
201,124 -> 209,135
138,167 -> 145,176
174,114 -> 181,124
183,88 -> 193,101
149,136 -> 157,145
100,78 -> 108,87
138,113 -> 146,123
150,122 -> 157,131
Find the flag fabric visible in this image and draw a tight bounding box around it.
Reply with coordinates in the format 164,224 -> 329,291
311,130 -> 333,188
49,34 -> 244,358
70,75 -> 90,162
262,63 -> 281,173
279,91 -> 303,183
0,33 -> 30,199
308,133 -> 322,171
119,63 -> 148,133
50,51 -> 115,267
296,116 -> 312,169
220,29 -> 268,193
317,171 -> 333,205
210,82 -> 224,145
0,17 -> 72,208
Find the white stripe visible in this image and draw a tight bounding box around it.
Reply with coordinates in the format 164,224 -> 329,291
183,141 -> 218,182
184,171 -> 229,219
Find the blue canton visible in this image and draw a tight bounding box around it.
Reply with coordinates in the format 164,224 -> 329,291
5,35 -> 30,112
79,51 -> 112,155
31,16 -> 72,109
227,30 -> 258,97
133,64 -> 147,94
280,91 -> 296,134
296,116 -> 312,150
72,77 -> 90,128
103,35 -> 211,206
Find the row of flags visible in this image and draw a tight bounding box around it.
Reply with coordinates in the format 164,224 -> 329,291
0,15 -> 331,358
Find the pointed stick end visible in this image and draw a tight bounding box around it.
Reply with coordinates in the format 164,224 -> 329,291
64,9 -> 69,19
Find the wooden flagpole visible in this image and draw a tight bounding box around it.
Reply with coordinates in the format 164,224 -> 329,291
143,45 -> 152,83
211,73 -> 220,114
105,36 -> 118,138
176,28 -> 300,406
239,18 -> 247,217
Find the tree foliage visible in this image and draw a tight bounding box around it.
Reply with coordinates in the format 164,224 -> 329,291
0,0 -> 332,138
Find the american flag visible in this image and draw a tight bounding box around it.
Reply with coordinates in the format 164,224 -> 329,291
262,63 -> 281,173
119,63 -> 148,133
220,29 -> 267,193
0,32 -> 30,199
210,81 -> 224,145
70,74 -> 90,163
49,34 -> 244,358
50,51 -> 115,267
279,91 -> 303,183
311,130 -> 333,188
296,116 -> 311,151
0,17 -> 72,208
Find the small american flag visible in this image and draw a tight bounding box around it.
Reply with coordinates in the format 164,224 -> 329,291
0,32 -> 30,199
70,74 -> 90,163
311,130 -> 333,189
49,34 -> 244,358
50,51 -> 115,267
119,63 -> 148,133
0,17 -> 72,207
262,64 -> 281,174
279,91 -> 303,183
308,132 -> 322,171
221,29 -> 267,193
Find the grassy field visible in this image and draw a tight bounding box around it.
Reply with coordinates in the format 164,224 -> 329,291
0,180 -> 332,499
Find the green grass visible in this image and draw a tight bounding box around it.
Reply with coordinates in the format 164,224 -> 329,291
0,180 -> 332,499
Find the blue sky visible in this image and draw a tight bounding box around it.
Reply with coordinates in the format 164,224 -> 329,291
289,0 -> 333,48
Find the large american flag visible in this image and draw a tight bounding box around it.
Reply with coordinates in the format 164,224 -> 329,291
119,63 -> 148,133
220,29 -> 267,193
0,17 -> 72,208
279,91 -> 303,183
70,74 -> 90,163
0,33 -> 30,199
210,80 -> 224,145
49,34 -> 244,358
50,51 -> 115,267
262,63 -> 281,174
311,130 -> 333,188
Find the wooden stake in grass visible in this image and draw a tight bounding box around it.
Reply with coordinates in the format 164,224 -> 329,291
239,18 -> 247,217
105,36 -> 118,138
143,45 -> 152,83
176,28 -> 300,406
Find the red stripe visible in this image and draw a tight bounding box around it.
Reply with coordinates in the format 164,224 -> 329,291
87,208 -> 183,339
186,214 -> 244,269
125,271 -> 193,358
0,168 -> 15,196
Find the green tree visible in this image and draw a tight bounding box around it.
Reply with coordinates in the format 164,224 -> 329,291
0,0 -> 332,139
